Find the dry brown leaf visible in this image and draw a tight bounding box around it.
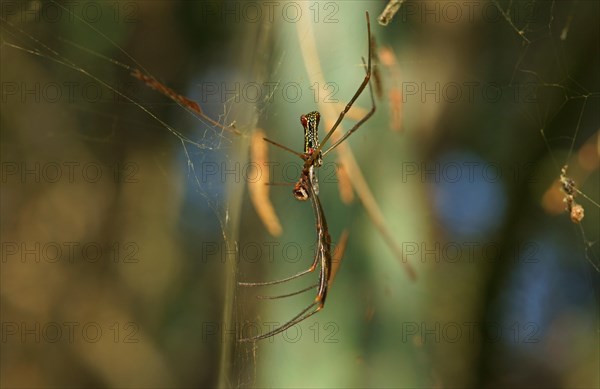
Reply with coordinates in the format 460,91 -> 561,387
248,129 -> 282,236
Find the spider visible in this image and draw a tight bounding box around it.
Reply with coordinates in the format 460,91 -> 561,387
560,165 -> 584,223
239,11 -> 375,341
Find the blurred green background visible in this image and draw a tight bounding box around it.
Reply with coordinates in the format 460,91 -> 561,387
1,1 -> 598,388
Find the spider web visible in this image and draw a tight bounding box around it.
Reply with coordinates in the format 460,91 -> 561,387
1,1 -> 248,388
480,1 -> 599,388
492,0 -> 599,270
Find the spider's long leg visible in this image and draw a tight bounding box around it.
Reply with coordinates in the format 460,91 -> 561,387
239,301 -> 322,342
263,137 -> 305,159
310,11 -> 373,164
238,265 -> 316,286
264,182 -> 295,187
238,241 -> 321,287
322,57 -> 376,158
257,283 -> 319,300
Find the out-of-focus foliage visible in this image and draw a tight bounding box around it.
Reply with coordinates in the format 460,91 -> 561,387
1,1 -> 598,388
